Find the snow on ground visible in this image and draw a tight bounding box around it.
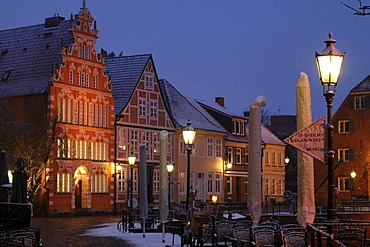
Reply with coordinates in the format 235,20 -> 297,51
81,223 -> 181,247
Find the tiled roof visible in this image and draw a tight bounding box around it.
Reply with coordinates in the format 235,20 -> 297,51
105,54 -> 151,114
260,124 -> 286,146
196,98 -> 245,119
350,74 -> 370,93
158,79 -> 226,133
0,20 -> 73,98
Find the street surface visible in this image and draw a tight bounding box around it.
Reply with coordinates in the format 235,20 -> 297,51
31,214 -> 135,247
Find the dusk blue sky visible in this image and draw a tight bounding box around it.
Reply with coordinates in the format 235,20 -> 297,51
1,0 -> 369,120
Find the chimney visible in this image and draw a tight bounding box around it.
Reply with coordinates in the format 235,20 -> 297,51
215,97 -> 225,107
45,15 -> 65,28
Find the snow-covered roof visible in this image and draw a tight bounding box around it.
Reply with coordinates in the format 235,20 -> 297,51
158,79 -> 226,133
350,74 -> 370,93
106,54 -> 151,114
195,98 -> 245,119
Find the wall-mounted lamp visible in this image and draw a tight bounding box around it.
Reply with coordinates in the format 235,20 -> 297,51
285,157 -> 290,164
226,162 -> 232,170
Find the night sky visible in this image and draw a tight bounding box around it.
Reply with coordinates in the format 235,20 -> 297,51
1,0 -> 369,120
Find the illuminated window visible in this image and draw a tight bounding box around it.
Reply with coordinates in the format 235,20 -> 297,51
57,173 -> 72,193
91,173 -> 108,193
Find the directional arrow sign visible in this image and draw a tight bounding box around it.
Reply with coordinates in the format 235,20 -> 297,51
284,116 -> 325,163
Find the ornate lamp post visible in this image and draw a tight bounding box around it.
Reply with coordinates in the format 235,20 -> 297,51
167,163 -> 174,213
182,120 -> 196,212
315,33 -> 345,221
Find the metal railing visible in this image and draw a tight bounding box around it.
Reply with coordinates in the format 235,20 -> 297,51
307,221 -> 370,247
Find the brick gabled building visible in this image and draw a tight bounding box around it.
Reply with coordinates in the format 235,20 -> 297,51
106,55 -> 176,207
326,75 -> 370,202
0,2 -> 115,214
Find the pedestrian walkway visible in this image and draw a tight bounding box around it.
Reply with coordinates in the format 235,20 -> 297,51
31,214 -> 179,247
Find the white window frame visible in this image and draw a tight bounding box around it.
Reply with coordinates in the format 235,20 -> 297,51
236,148 -> 241,164
207,138 -> 214,158
354,96 -> 365,110
215,139 -> 222,158
338,120 -> 350,133
338,177 -> 350,191
150,100 -> 157,118
139,99 -> 146,117
215,172 -> 221,193
207,172 -> 214,193
338,148 -> 350,162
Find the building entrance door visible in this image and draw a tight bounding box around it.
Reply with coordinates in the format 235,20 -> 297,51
75,179 -> 82,209
74,166 -> 88,209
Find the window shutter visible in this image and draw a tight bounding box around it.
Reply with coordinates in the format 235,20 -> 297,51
335,178 -> 338,188
348,97 -> 354,110
366,96 -> 370,109
348,179 -> 354,190
333,121 -> 338,133
334,150 -> 338,161
349,149 -> 354,161
348,120 -> 354,132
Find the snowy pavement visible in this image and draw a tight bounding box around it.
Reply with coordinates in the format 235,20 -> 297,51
82,223 -> 182,247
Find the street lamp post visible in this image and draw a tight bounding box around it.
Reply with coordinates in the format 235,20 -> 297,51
315,33 -> 345,221
128,151 -> 136,228
167,163 -> 174,214
351,170 -> 356,196
211,195 -> 218,247
182,120 -> 196,212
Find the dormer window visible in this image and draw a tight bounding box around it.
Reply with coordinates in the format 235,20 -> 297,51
2,70 -> 12,81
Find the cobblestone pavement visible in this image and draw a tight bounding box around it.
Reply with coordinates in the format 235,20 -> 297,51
31,214 -> 135,247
